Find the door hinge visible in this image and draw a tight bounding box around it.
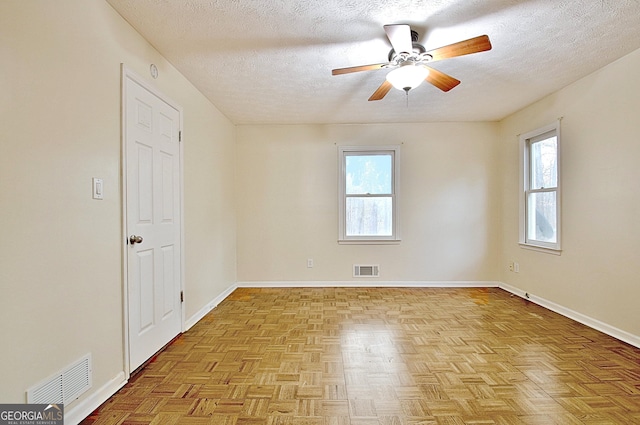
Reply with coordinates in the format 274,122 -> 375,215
179,130 -> 182,142
180,291 -> 184,303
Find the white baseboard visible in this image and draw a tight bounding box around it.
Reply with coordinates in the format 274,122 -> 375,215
499,282 -> 640,349
237,280 -> 501,288
185,283 -> 238,331
64,371 -> 127,425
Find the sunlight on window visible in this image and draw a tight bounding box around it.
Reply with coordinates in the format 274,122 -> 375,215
345,155 -> 392,195
530,136 -> 557,190
345,154 -> 393,237
346,197 -> 392,236
519,121 -> 561,251
528,136 -> 557,243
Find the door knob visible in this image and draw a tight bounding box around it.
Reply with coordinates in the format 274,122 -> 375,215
129,235 -> 143,245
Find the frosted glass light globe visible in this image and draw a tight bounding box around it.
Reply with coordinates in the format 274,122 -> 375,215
386,64 -> 429,91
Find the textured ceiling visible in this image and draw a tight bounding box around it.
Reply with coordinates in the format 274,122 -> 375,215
106,0 -> 640,125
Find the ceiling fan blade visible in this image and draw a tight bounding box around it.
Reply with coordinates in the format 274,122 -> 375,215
368,80 -> 392,101
425,35 -> 492,62
424,66 -> 460,92
332,63 -> 387,75
384,24 -> 413,55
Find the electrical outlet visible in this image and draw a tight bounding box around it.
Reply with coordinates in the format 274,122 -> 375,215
307,259 -> 314,268
514,262 -> 520,273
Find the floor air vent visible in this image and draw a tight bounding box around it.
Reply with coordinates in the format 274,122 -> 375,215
27,353 -> 92,404
353,264 -> 379,277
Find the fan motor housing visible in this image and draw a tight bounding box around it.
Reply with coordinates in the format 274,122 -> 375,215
388,42 -> 427,62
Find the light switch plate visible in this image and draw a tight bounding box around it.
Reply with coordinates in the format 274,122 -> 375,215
92,178 -> 104,200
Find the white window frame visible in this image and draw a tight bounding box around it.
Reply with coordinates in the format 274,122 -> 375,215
338,145 -> 401,244
519,120 -> 562,253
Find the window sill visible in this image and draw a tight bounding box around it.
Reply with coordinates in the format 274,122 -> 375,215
519,243 -> 562,255
338,239 -> 401,245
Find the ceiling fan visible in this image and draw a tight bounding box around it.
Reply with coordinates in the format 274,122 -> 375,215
332,24 -> 492,101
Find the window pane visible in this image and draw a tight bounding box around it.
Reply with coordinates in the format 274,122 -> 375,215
345,154 -> 392,195
527,191 -> 557,243
530,136 -> 557,189
346,197 -> 392,236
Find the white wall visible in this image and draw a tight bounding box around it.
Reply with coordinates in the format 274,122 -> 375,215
0,0 -> 236,409
236,123 -> 501,283
499,48 -> 640,338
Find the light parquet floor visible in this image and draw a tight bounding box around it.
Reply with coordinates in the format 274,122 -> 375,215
81,287 -> 640,424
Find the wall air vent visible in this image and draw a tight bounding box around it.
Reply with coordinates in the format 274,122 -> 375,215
353,264 -> 380,277
27,353 -> 92,405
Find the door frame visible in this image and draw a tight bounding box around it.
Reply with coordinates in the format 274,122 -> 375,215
120,65 -> 185,377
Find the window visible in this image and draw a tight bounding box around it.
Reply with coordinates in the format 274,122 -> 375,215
519,121 -> 561,252
338,146 -> 400,243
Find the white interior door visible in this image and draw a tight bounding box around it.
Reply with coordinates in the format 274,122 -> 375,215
125,73 -> 182,372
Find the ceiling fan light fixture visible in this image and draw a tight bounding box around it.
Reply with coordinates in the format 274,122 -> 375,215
386,63 -> 430,92
332,25 -> 491,101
